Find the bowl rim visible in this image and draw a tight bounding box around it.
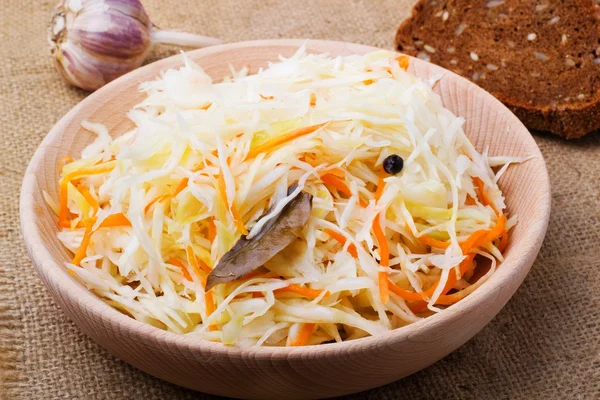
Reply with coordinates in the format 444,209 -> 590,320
20,39 -> 551,360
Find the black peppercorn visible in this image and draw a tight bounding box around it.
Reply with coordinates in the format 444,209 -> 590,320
383,154 -> 404,175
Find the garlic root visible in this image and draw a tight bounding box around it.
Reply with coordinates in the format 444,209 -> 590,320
150,28 -> 223,48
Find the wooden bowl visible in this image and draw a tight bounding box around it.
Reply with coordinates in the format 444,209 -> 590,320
20,40 -> 550,399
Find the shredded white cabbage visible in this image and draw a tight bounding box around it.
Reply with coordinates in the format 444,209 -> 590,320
50,45 -> 524,346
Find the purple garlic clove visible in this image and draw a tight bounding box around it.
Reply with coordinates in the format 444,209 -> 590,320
55,39 -> 146,92
70,6 -> 151,59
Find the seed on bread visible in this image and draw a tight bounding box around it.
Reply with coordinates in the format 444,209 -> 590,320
487,0 -> 506,8
424,44 -> 436,53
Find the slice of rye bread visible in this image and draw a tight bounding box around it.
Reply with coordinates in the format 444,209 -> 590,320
395,0 -> 600,139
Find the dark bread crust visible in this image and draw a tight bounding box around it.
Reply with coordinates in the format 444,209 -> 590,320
395,0 -> 600,139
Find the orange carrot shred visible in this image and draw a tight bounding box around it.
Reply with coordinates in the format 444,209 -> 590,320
186,246 -> 211,283
387,279 -> 425,302
67,160 -> 117,181
465,194 -> 477,206
373,213 -> 389,303
324,167 -> 346,177
144,194 -> 166,214
192,163 -> 204,172
473,177 -> 499,215
71,219 -> 94,266
275,284 -> 325,299
430,291 -> 468,306
289,323 -> 316,346
207,217 -> 216,243
168,257 -> 192,281
374,172 -> 386,201
217,173 -> 228,206
459,230 -> 489,254
75,213 -> 131,228
416,234 -> 451,249
230,202 -> 248,235
409,301 -> 428,313
196,258 -> 212,274
97,213 -> 131,229
58,179 -> 71,228
323,228 -> 358,258
186,246 -> 212,275
378,271 -> 389,303
483,214 -> 506,243
373,175 -> 389,303
246,122 -> 328,159
144,177 -> 190,214
321,173 -> 368,207
321,173 -> 352,197
172,177 -> 189,197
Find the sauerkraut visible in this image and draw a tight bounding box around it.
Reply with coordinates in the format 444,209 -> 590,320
49,45 -> 523,346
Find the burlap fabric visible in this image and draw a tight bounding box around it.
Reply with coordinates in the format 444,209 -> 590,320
1,1 -> 598,399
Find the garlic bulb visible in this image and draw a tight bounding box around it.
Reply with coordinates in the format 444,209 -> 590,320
49,0 -> 222,91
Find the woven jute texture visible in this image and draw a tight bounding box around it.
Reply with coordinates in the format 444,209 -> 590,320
1,1 -> 599,399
